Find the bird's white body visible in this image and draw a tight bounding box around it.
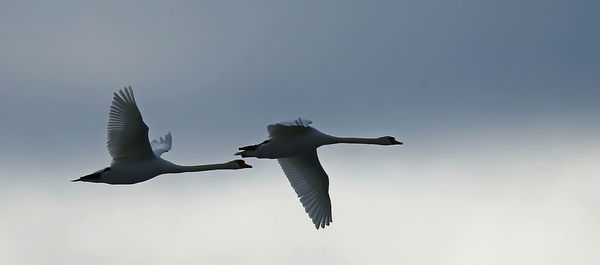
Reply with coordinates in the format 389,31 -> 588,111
95,158 -> 174,185
91,158 -> 246,185
75,87 -> 251,185
237,118 -> 402,229
248,128 -> 335,159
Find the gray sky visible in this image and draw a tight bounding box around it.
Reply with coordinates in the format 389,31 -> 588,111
1,1 -> 599,264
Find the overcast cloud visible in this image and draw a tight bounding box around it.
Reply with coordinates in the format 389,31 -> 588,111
1,1 -> 599,264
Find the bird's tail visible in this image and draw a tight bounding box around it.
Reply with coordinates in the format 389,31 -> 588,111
235,140 -> 270,157
234,150 -> 254,158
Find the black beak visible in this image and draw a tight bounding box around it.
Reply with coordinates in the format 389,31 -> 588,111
234,159 -> 253,168
393,139 -> 403,145
71,178 -> 82,182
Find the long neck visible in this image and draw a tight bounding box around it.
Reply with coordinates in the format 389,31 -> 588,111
166,162 -> 234,174
328,136 -> 382,145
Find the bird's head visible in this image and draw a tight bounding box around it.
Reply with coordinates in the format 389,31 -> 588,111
229,159 -> 253,169
377,136 -> 403,145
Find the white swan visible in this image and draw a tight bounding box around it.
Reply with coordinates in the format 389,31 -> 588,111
236,118 -> 402,229
73,86 -> 252,184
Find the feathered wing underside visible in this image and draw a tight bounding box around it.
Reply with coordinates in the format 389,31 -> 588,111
278,150 -> 332,229
151,132 -> 172,157
267,118 -> 313,139
107,86 -> 155,165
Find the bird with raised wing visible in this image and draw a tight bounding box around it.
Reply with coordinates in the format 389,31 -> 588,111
73,86 -> 252,184
236,118 -> 402,229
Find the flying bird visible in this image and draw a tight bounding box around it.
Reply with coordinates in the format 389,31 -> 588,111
236,118 -> 402,229
73,86 -> 252,184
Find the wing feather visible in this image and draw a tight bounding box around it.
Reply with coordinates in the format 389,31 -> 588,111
278,150 -> 332,229
151,132 -> 173,157
107,86 -> 155,165
267,118 -> 313,139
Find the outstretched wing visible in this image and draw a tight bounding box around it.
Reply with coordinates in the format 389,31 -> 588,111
267,118 -> 313,139
151,132 -> 172,157
278,149 -> 332,229
107,86 -> 155,165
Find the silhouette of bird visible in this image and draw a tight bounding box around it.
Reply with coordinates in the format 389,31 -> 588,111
236,118 -> 402,229
74,86 -> 252,184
